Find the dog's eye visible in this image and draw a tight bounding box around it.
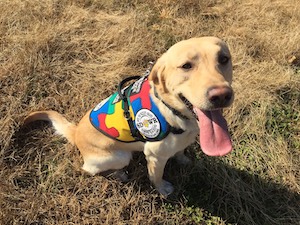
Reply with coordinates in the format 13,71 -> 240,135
181,62 -> 193,70
218,55 -> 230,65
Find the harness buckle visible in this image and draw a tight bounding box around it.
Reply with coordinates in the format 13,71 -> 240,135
124,111 -> 131,120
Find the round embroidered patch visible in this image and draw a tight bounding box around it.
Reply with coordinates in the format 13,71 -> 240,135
135,109 -> 161,138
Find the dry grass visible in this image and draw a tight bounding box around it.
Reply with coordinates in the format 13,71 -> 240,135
1,0 -> 299,224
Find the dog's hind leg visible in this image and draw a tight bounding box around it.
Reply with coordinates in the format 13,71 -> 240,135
81,149 -> 132,181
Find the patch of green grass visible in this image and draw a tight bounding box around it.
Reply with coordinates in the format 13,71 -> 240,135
163,202 -> 228,225
265,88 -> 299,148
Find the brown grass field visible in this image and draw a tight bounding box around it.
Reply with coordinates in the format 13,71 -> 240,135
0,0 -> 299,224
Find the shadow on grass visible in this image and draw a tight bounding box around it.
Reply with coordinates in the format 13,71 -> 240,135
5,125 -> 300,225
163,153 -> 300,225
3,121 -> 59,169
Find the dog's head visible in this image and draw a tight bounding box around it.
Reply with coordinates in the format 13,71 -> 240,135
149,37 -> 234,156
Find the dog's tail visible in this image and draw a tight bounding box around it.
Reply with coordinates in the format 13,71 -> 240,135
24,111 -> 76,145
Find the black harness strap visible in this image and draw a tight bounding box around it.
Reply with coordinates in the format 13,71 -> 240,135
118,76 -> 146,142
169,126 -> 184,134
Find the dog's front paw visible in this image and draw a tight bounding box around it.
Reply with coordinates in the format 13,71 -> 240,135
156,180 -> 174,197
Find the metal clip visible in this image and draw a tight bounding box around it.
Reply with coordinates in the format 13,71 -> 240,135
123,111 -> 131,120
144,61 -> 155,77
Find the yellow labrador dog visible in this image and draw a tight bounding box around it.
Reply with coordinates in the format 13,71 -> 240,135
24,37 -> 234,196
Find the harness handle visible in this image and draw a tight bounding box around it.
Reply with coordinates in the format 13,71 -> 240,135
116,62 -> 156,141
117,75 -> 141,100
117,75 -> 145,141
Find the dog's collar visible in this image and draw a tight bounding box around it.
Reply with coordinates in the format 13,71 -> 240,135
152,86 -> 189,120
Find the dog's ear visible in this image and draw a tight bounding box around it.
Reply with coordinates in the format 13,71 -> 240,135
148,57 -> 164,85
148,55 -> 168,93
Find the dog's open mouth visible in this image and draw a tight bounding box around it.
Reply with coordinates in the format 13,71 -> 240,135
179,94 -> 197,119
179,94 -> 232,156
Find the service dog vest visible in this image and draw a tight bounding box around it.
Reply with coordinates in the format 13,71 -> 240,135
90,76 -> 179,142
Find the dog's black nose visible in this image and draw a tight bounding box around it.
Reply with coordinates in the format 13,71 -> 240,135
207,86 -> 233,108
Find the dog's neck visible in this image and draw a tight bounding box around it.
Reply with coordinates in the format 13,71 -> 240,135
152,85 -> 189,121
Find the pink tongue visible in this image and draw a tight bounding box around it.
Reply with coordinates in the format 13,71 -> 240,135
194,108 -> 232,156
